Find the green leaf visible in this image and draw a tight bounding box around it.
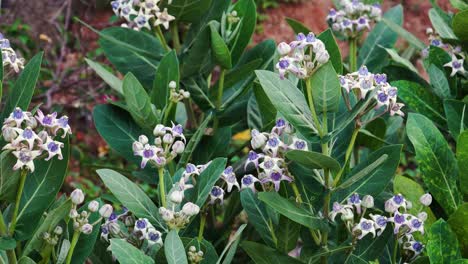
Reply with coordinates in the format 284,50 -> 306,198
253,83 -> 276,130
335,154 -> 388,190
241,241 -> 304,264
217,224 -> 247,264
391,80 -> 446,125
0,151 -> 21,202
333,145 -> 402,203
0,48 -> 3,102
177,114 -> 212,169
240,189 -> 277,247
164,0 -> 212,23
310,62 -> 341,114
407,113 -> 461,215
428,64 -> 452,99
453,10 -> 468,41
275,216 -> 300,253
444,100 -> 467,141
97,169 -> 165,230
192,127 -> 231,164
0,237 -> 16,250
285,17 -> 311,34
317,29 -> 343,74
193,158 -> 227,206
210,23 -> 232,69
286,150 -> 341,173
85,58 -> 123,94
383,48 -> 419,73
123,73 -> 157,130
382,17 -> 426,50
230,0 -> 257,65
93,104 -> 145,165
448,203 -> 468,258
22,200 -> 72,257
429,8 -> 457,39
151,50 -> 180,109
255,70 -> 317,140
110,239 -> 154,264
457,131 -> 468,196
451,0 -> 468,10
358,5 -> 402,71
427,219 -> 461,263
181,26 -> 211,78
393,176 -> 437,236
165,230 -> 188,264
15,139 -> 70,240
0,52 -> 43,122
182,77 -> 214,110
18,257 -> 36,264
258,192 -> 328,231
99,27 -> 163,86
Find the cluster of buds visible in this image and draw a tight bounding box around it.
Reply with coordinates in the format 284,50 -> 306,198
220,10 -> 242,44
276,32 -> 330,79
339,66 -> 405,116
133,122 -> 186,169
69,189 -> 113,235
168,81 -> 190,103
242,118 -> 308,192
330,193 -> 430,260
187,246 -> 204,264
42,226 -> 63,246
111,0 -> 175,31
422,28 -> 466,77
327,0 -> 381,38
2,108 -> 71,172
1,32 -> 25,73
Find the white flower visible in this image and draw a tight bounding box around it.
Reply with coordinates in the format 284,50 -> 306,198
71,189 -> 85,205
444,54 -> 465,77
35,110 -> 57,128
361,195 -> 374,208
153,124 -> 166,136
155,8 -> 175,30
329,202 -> 353,222
347,193 -> 362,214
419,193 -> 432,206
40,136 -> 64,161
389,212 -> 408,234
172,140 -> 185,154
170,190 -> 184,204
146,228 -> 163,246
289,137 -> 308,151
12,127 -> 41,150
210,186 -> 224,204
250,129 -> 268,149
159,207 -> 174,222
182,202 -> 200,217
277,42 -> 291,56
54,116 -> 72,138
133,144 -> 162,168
370,214 -> 388,236
222,166 -> 240,192
353,218 -> 376,239
12,148 -> 41,172
134,218 -> 151,237
4,108 -> 31,128
241,174 -> 259,193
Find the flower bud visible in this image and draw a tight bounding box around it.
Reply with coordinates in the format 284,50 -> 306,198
189,246 -> 196,252
124,216 -> 135,227
54,226 -> 63,235
132,141 -> 143,152
26,117 -> 37,128
81,211 -> 88,218
43,232 -> 50,240
153,124 -> 166,136
70,189 -> 85,205
426,28 -> 433,35
277,42 -> 291,56
170,191 -> 183,204
198,251 -> 204,257
81,224 -> 93,235
419,193 -> 432,206
138,135 -> 149,144
159,207 -> 174,222
385,200 -> 398,213
361,195 -> 374,208
182,202 -> 200,217
251,129 -> 267,149
109,222 -> 121,235
315,51 -> 330,64
406,200 -> 413,210
182,91 -> 190,98
169,81 -> 177,89
418,212 -> 428,222
99,204 -> 114,218
163,133 -> 174,144
2,127 -> 17,142
341,209 -> 354,221
172,141 -> 185,154
88,200 -> 99,212
69,209 -> 79,218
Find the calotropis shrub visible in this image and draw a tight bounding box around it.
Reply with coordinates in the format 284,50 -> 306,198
0,0 -> 467,263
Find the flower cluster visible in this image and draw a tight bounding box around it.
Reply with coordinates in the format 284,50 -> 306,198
111,0 -> 175,31
276,32 -> 330,79
187,246 -> 204,264
1,32 -> 25,73
327,0 -> 381,37
133,123 -> 186,169
69,189 -> 114,235
2,108 -> 71,172
168,81 -> 190,103
339,66 -> 405,116
42,226 -> 63,246
160,179 -> 200,229
422,28 -> 466,77
330,193 -> 431,260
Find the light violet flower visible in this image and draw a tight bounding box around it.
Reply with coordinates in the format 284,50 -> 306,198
155,8 -> 175,30
241,174 -> 259,193
444,54 -> 465,77
353,218 -> 376,239
222,166 -> 240,193
260,170 -> 292,192
210,186 -> 224,205
12,148 -> 41,172
40,136 -> 64,161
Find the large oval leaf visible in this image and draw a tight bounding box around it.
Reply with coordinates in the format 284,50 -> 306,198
230,0 -> 257,65
444,99 -> 467,141
427,219 -> 461,263
151,50 -> 180,110
0,151 -> 21,202
310,62 -> 341,114
286,150 -> 341,173
165,230 -> 188,264
110,239 -> 154,264
457,131 -> 468,196
241,241 -> 304,264
192,157 -> 227,206
407,113 -> 462,215
122,73 -> 157,130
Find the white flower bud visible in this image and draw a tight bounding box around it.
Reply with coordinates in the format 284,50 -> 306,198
99,204 -> 113,218
418,212 -> 428,222
385,200 -> 398,213
138,135 -> 149,144
159,207 -> 175,222
251,129 -> 267,149
69,209 -> 79,218
170,191 -> 183,204
81,224 -> 93,235
172,141 -> 185,154
70,189 -> 85,205
163,133 -> 174,144
198,251 -> 204,257
109,222 -> 121,235
406,200 -> 413,210
154,137 -> 162,145
182,202 -> 200,217
132,141 -> 143,152
419,193 -> 432,206
361,195 -> 374,208
189,246 -> 196,252
182,91 -> 190,98
153,124 -> 166,136
88,200 -> 99,212
169,81 -> 177,89
26,117 -> 37,128
315,51 -> 330,64
2,127 -> 17,142
54,226 -> 63,235
277,42 -> 291,56
341,209 -> 354,221
426,28 -> 433,35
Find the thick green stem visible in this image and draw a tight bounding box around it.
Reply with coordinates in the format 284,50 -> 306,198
158,168 -> 167,208
155,25 -> 170,52
198,212 -> 207,242
6,250 -> 16,264
163,101 -> 175,126
392,239 -> 398,264
291,182 -> 303,203
305,78 -> 323,135
65,230 -> 80,264
9,169 -> 27,235
170,23 -> 181,53
349,38 -> 358,72
333,127 -> 359,186
213,69 -> 226,131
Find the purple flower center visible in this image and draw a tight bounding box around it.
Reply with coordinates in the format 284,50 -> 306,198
361,221 -> 372,230
393,195 -> 404,204
242,176 -> 253,185
295,140 -> 306,149
306,33 -> 315,42
248,151 -> 258,161
296,33 -> 306,41
224,166 -> 233,174
411,219 -> 422,228
264,160 -> 274,169
227,174 -> 236,183
43,116 -> 53,126
388,88 -> 397,97
146,2 -> 155,8
329,9 -> 336,16
268,138 -> 279,147
358,18 -> 366,24
13,109 -> 23,119
278,59 -> 290,69
186,164 -> 196,173
376,216 -> 387,226
343,19 -> 351,26
109,213 -> 117,221
276,118 -> 286,127
23,129 -> 33,139
19,151 -> 31,162
394,214 -> 405,224
359,66 -> 368,76
143,149 -> 154,158
271,172 -> 282,181
136,220 -> 147,229
378,93 -> 388,103
48,142 -> 59,152
375,74 -> 387,84
349,193 -> 360,204
211,187 -> 222,197
453,61 -> 462,69
148,232 -> 160,241
431,39 -> 441,46
136,16 -> 146,25
58,117 -> 68,127
173,125 -> 183,135
122,6 -> 130,14
111,1 -> 119,9
412,242 -> 423,252
102,226 -> 109,234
